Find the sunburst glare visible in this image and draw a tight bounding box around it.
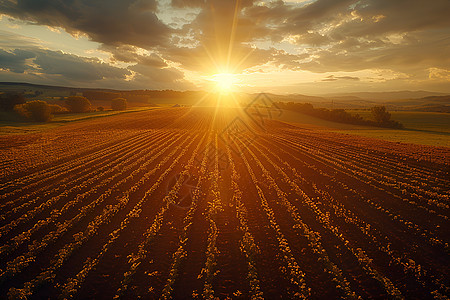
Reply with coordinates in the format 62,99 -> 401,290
211,73 -> 238,94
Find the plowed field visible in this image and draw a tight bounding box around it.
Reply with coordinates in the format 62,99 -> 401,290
0,108 -> 448,299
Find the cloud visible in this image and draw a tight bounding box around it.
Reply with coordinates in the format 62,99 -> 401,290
0,29 -> 42,49
0,44 -> 193,89
0,46 -> 130,80
1,0 -> 450,92
297,30 -> 450,74
171,0 -> 207,8
322,75 -> 359,81
428,68 -> 450,81
129,64 -> 189,88
337,0 -> 450,38
0,48 -> 35,73
161,1 -> 310,74
0,0 -> 171,48
33,50 -> 131,81
102,45 -> 169,68
171,0 -> 254,9
165,0 -> 450,77
252,0 -> 450,42
239,0 -> 450,76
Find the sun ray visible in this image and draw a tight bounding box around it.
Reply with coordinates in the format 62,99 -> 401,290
226,0 -> 241,71
212,73 -> 236,94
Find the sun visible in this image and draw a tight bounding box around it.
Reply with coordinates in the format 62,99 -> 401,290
211,73 -> 237,93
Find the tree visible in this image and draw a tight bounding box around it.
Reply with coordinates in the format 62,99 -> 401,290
14,100 -> 52,122
371,106 -> 391,124
65,96 -> 91,113
111,98 -> 127,111
0,92 -> 26,111
83,91 -> 120,101
34,90 -> 44,97
49,104 -> 67,114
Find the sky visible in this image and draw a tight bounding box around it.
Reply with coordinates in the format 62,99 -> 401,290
0,0 -> 449,95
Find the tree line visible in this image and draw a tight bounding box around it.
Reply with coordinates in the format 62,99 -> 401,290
0,93 -> 127,122
276,102 -> 403,129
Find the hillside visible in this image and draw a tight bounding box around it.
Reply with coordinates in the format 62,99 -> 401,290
1,82 -> 449,111
320,90 -> 448,101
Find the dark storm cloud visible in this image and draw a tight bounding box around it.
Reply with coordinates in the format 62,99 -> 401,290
0,0 -> 171,48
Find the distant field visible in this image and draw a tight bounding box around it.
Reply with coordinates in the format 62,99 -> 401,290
349,110 -> 450,133
0,107 -> 157,135
274,109 -> 372,130
2,107 -> 449,147
275,109 -> 450,147
0,108 -> 448,299
335,129 -> 450,147
52,107 -> 156,122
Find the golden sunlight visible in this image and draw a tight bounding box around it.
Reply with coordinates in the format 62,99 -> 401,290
0,0 -> 448,298
211,73 -> 238,94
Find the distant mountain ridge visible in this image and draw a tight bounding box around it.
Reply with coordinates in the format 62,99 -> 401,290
420,95 -> 450,103
1,82 -> 448,101
320,90 -> 448,101
0,82 -> 119,93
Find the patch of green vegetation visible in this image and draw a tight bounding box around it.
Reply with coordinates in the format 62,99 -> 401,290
349,110 -> 450,133
0,111 -> 61,134
276,109 -> 374,130
52,107 -> 153,122
276,109 -> 450,147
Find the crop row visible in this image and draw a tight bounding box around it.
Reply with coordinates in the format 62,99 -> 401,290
58,133 -> 201,299
5,134 -> 193,298
232,137 -> 311,299
273,134 -> 449,214
271,135 -> 449,251
256,134 -> 449,297
225,141 -> 264,299
0,131 -> 170,226
115,132 -> 209,299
